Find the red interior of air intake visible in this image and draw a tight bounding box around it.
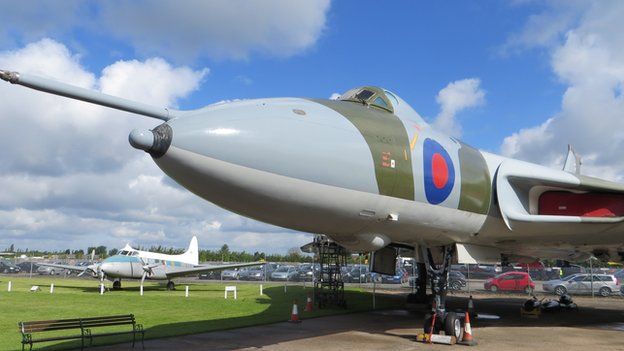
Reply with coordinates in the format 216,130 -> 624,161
539,191 -> 624,217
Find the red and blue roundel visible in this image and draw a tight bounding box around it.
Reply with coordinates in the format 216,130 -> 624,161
423,138 -> 455,204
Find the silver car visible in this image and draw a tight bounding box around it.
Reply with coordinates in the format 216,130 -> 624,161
543,274 -> 618,297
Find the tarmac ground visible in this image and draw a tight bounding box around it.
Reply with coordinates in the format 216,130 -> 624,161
91,293 -> 624,351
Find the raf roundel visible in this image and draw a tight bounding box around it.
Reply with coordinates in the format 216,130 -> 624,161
423,138 -> 455,204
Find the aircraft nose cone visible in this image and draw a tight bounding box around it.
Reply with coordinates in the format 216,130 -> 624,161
129,129 -> 154,151
100,262 -> 114,274
128,123 -> 172,158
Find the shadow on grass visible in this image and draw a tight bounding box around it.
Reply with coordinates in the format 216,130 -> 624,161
33,285 -> 403,350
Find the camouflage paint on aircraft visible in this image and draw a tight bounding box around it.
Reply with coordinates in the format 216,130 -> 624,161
310,98 -> 415,201
457,142 -> 491,214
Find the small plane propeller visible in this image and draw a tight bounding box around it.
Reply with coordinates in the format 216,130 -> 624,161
78,249 -> 99,277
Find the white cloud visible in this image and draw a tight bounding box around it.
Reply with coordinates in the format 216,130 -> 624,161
500,2 -> 624,182
432,78 -> 485,137
0,39 -> 311,253
0,1 -> 331,61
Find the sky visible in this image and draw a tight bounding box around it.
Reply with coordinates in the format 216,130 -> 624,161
1,1 -> 623,253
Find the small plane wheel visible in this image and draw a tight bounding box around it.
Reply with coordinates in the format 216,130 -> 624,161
112,280 -> 122,290
167,281 -> 176,291
444,312 -> 463,340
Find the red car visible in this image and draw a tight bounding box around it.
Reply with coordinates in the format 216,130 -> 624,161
484,272 -> 535,293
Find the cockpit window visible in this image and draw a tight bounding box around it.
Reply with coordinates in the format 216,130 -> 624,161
339,86 -> 394,113
119,250 -> 128,256
355,89 -> 375,101
130,251 -> 139,256
373,97 -> 388,109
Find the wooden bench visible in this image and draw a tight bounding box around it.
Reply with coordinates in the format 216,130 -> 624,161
18,314 -> 144,351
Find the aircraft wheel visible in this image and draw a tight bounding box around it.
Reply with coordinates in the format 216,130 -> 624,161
112,280 -> 122,290
444,312 -> 463,340
554,286 -> 567,296
599,287 -> 611,297
167,281 -> 176,291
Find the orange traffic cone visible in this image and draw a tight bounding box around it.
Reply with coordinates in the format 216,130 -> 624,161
305,293 -> 313,312
289,299 -> 302,323
458,311 -> 477,346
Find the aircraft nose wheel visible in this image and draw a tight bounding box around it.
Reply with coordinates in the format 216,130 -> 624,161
112,280 -> 122,290
420,245 -> 461,339
166,281 -> 176,291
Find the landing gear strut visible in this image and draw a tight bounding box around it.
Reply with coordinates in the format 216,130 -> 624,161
166,281 -> 176,291
421,245 -> 462,340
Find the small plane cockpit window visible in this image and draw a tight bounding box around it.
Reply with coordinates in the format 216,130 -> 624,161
130,251 -> 139,256
119,250 -> 129,256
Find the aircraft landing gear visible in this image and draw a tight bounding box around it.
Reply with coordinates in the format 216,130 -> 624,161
166,281 -> 176,291
421,245 -> 462,340
112,279 -> 122,290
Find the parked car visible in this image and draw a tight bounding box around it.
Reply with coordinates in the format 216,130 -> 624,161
239,267 -> 265,281
484,272 -> 535,293
543,274 -> 618,297
379,268 -> 409,284
16,261 -> 39,273
296,264 -> 318,282
221,268 -> 242,280
270,266 -> 298,281
0,261 -> 20,273
448,271 -> 467,290
198,270 -> 221,280
613,269 -> 624,285
453,264 -> 497,279
346,265 -> 372,283
37,263 -> 65,275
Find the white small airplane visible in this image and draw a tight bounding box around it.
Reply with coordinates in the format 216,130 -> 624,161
39,236 -> 263,291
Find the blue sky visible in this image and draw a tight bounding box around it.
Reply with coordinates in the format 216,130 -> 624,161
1,1 -> 623,253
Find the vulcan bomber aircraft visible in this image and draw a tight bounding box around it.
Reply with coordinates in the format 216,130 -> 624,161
38,236 -> 263,291
2,69 -> 624,338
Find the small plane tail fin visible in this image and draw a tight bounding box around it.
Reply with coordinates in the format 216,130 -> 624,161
180,236 -> 199,265
562,144 -> 582,175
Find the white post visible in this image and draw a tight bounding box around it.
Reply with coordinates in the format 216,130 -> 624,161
50,284 -> 54,294
7,281 -> 11,292
234,288 -> 237,300
260,284 -> 263,295
100,283 -> 104,295
140,285 -> 144,296
185,285 -> 189,298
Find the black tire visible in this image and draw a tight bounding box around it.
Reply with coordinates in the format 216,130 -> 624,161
524,286 -> 533,294
444,312 -> 463,340
490,285 -> 498,293
450,281 -> 462,291
599,287 -> 611,297
112,280 -> 122,290
554,286 -> 567,296
166,281 -> 176,291
50,270 -> 55,275
423,313 -> 434,334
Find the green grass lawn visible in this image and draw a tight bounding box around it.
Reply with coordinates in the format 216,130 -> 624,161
0,276 -> 404,350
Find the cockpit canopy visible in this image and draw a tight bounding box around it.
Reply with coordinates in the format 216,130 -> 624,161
339,86 -> 395,113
